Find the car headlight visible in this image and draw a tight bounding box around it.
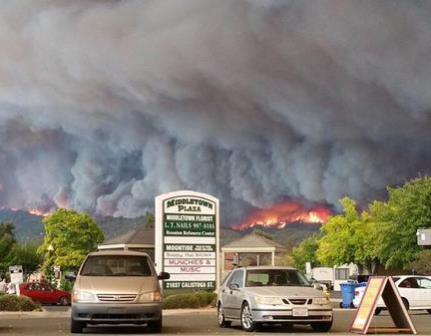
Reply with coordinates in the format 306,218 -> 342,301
138,291 -> 161,303
313,297 -> 330,305
255,296 -> 284,305
72,290 -> 97,303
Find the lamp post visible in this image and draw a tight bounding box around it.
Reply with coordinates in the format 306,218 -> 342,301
45,244 -> 55,285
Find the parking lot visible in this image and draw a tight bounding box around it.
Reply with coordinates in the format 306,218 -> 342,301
1,307 -> 431,335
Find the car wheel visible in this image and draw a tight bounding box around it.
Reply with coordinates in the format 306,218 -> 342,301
240,302 -> 256,332
59,296 -> 70,306
427,309 -> 431,314
374,308 -> 382,316
70,318 -> 85,334
402,298 -> 410,311
311,321 -> 333,332
217,303 -> 232,328
147,317 -> 162,333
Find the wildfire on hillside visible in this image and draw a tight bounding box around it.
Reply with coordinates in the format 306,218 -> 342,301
233,201 -> 333,231
28,208 -> 51,217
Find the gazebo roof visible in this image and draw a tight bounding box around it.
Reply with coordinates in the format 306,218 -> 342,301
222,232 -> 287,252
101,226 -> 155,246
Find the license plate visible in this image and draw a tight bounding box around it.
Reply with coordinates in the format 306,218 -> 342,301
108,308 -> 126,314
292,308 -> 308,317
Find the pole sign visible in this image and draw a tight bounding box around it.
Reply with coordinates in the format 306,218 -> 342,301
155,190 -> 219,290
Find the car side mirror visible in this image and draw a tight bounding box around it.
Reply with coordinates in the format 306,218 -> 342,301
229,283 -> 240,291
158,272 -> 170,280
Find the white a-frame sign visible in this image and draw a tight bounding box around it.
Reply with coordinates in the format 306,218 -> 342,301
351,276 -> 417,334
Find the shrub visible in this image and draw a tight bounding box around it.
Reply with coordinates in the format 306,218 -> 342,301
59,279 -> 73,292
163,291 -> 217,309
0,294 -> 41,311
194,291 -> 217,307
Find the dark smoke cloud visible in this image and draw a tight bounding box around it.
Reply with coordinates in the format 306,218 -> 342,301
1,0 -> 431,224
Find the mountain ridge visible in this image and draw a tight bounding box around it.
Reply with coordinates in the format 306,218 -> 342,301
0,209 -> 320,249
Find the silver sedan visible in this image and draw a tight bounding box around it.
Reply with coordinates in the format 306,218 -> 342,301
217,266 -> 333,332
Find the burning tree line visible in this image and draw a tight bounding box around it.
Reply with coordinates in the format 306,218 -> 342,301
292,176 -> 431,274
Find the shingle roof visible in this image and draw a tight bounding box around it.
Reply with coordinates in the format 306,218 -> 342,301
102,226 -> 155,246
222,233 -> 287,251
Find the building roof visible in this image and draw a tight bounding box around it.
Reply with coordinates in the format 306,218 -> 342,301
102,226 -> 155,246
222,232 -> 287,252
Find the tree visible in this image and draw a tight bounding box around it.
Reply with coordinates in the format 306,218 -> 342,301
276,253 -> 295,267
144,212 -> 155,228
292,234 -> 321,271
8,243 -> 42,278
0,222 -> 16,273
371,177 -> 431,269
39,209 -> 104,273
317,198 -> 359,267
408,250 -> 431,275
315,197 -> 380,273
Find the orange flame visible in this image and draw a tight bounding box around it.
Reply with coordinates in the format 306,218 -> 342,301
233,202 -> 333,231
28,208 -> 51,217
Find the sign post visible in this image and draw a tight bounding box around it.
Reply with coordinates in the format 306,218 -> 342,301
351,276 -> 416,334
9,265 -> 23,296
155,190 -> 219,290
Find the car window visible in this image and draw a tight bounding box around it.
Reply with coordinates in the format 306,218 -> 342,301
41,284 -> 52,291
81,255 -> 153,276
399,277 -> 419,288
30,283 -> 42,291
227,269 -> 244,288
221,272 -> 232,287
417,278 -> 431,289
246,269 -> 310,287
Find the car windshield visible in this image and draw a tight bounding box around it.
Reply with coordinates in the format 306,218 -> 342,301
246,269 -> 311,287
80,255 -> 153,277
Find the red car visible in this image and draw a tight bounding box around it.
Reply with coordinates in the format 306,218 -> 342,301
20,282 -> 71,305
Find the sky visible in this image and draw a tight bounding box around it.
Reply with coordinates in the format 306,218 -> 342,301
0,0 -> 431,226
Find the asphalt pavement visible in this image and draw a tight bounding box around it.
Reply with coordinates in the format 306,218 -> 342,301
1,307 -> 431,335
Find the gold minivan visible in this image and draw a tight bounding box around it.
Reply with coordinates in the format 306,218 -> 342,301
71,250 -> 169,333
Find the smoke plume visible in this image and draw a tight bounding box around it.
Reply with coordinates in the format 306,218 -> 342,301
1,0 -> 431,225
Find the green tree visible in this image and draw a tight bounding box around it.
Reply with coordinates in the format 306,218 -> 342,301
8,243 -> 42,278
408,250 -> 431,275
292,234 -> 321,271
371,177 -> 431,269
144,212 -> 155,228
316,198 -> 380,272
0,222 -> 16,273
317,198 -> 359,267
276,253 -> 295,267
39,209 -> 104,273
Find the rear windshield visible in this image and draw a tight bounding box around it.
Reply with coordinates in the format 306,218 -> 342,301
246,269 -> 310,287
80,255 -> 153,277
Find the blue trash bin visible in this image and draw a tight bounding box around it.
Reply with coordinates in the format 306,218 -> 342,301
340,282 -> 357,308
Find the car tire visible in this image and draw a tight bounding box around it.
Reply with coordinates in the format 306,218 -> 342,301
311,321 -> 333,332
427,309 -> 431,314
59,296 -> 70,306
70,318 -> 85,334
374,308 -> 382,316
240,302 -> 256,332
217,303 -> 232,328
147,317 -> 162,333
402,298 -> 410,311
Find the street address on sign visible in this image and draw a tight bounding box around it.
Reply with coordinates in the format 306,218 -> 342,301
155,190 -> 220,290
